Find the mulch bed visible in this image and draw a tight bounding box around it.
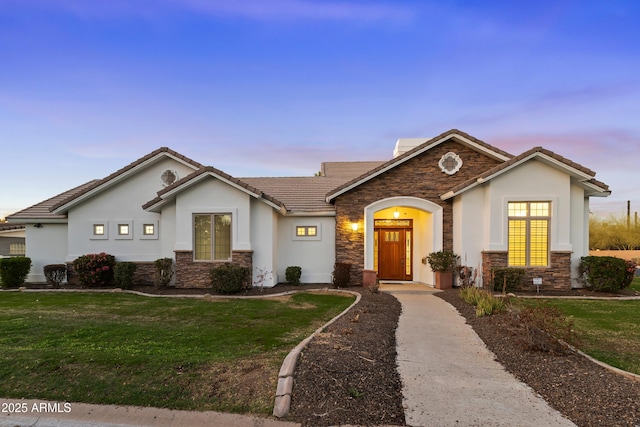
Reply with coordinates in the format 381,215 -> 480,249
436,288 -> 640,427
287,290 -> 405,427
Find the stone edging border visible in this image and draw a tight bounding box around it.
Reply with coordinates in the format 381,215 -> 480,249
272,289 -> 362,418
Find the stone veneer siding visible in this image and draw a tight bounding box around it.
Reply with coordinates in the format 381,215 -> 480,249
174,250 -> 253,288
333,139 -> 503,286
481,251 -> 573,290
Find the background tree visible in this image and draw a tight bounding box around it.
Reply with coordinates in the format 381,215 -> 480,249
590,215 -> 640,250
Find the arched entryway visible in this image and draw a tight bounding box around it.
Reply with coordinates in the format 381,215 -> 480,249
364,197 -> 443,284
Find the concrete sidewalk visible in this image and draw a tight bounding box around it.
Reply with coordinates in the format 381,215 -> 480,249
383,283 -> 576,427
0,399 -> 300,427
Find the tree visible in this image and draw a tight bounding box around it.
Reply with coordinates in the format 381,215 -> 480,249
590,215 -> 640,250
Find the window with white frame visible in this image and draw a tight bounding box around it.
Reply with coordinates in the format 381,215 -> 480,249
139,220 -> 159,240
94,224 -> 105,235
115,220 -> 133,240
91,221 -> 109,240
194,214 -> 232,261
508,201 -> 550,267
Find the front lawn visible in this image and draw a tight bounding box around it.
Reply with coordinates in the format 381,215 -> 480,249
0,291 -> 355,414
513,298 -> 640,375
631,276 -> 640,292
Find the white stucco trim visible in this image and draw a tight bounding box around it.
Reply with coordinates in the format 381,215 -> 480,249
363,197 -> 443,270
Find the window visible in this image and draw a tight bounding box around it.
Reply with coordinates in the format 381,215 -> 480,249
296,226 -> 317,237
118,224 -> 129,235
508,202 -> 550,267
194,214 -> 232,261
292,223 -> 322,241
90,221 -> 109,240
139,220 -> 158,240
9,243 -> 25,256
93,224 -> 105,236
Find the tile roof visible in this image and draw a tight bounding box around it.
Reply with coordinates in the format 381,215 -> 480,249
51,147 -> 203,212
326,129 -> 514,201
442,146 -> 610,199
7,180 -> 100,221
241,176 -> 350,213
0,223 -> 25,231
320,161 -> 386,179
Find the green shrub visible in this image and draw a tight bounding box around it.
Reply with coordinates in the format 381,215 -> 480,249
114,262 -> 137,290
460,286 -> 483,306
459,286 -> 506,317
332,262 -> 351,288
623,260 -> 637,289
154,258 -> 174,288
426,250 -> 458,272
580,256 -> 626,292
43,264 -> 66,288
72,253 -> 115,287
285,266 -> 302,285
210,263 -> 250,294
0,257 -> 32,288
492,268 -> 526,293
475,295 -> 506,317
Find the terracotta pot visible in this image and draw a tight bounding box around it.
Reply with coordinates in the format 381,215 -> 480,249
434,271 -> 453,289
362,269 -> 378,289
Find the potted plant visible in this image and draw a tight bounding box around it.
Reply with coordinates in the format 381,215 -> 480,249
426,250 -> 458,289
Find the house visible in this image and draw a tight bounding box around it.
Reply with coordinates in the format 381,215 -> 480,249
7,129 -> 610,289
0,223 -> 26,258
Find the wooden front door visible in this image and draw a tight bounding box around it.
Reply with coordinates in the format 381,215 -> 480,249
375,222 -> 413,281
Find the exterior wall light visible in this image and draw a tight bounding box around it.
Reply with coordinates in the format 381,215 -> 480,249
393,210 -> 400,219
351,222 -> 359,232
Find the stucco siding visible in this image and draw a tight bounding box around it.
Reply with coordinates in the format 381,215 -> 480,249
174,177 -> 252,252
486,160 -> 572,252
250,198 -> 278,287
66,157 -> 193,262
454,185 -> 486,286
25,224 -> 68,282
277,216 -> 335,284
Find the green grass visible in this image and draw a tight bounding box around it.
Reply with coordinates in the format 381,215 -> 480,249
513,298 -> 640,375
630,276 -> 640,292
0,291 -> 355,413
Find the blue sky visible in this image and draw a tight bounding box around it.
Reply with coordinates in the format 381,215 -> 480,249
1,0 -> 639,219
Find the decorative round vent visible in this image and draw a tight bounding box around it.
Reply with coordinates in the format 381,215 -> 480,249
438,152 -> 462,175
161,169 -> 178,187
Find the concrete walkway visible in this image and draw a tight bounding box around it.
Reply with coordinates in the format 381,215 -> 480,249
383,283 -> 576,427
